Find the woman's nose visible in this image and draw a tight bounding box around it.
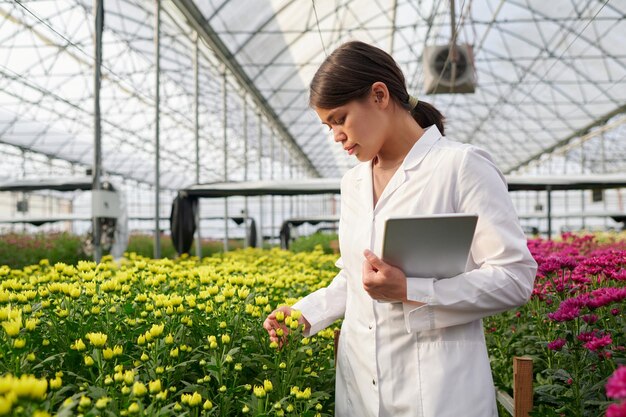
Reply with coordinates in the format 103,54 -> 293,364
332,127 -> 345,142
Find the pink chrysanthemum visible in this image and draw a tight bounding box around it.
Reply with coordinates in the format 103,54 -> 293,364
607,401 -> 626,417
547,338 -> 566,351
606,366 -> 626,399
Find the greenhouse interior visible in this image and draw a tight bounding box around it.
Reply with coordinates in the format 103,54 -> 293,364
0,0 -> 625,416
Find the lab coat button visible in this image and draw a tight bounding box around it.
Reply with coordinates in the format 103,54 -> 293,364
372,379 -> 376,386
368,324 -> 373,329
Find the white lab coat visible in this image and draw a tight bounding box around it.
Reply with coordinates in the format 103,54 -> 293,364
293,125 -> 537,417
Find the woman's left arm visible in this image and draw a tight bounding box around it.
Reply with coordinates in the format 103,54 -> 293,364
401,146 -> 537,333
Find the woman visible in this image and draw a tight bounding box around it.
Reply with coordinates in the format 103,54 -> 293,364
263,40 -> 537,417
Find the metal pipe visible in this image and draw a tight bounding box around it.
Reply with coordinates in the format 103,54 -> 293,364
258,113 -> 264,248
93,0 -> 104,263
194,31 -> 202,258
270,129 -> 275,245
222,70 -> 229,252
154,0 -> 161,259
243,94 -> 249,248
547,185 -> 552,240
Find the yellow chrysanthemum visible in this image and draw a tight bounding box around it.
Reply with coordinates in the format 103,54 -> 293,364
253,385 -> 266,398
132,382 -> 147,397
1,319 -> 21,337
95,397 -> 110,409
148,379 -> 161,394
85,332 -> 107,347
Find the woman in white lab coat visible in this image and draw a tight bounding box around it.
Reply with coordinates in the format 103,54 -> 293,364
263,40 -> 537,417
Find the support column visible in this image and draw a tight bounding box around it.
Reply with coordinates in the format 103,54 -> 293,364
547,185 -> 552,240
257,114 -> 264,248
270,129 -> 275,246
92,0 -> 104,262
222,70 -> 229,252
243,94 -> 249,248
154,0 -> 162,259
194,32 -> 202,258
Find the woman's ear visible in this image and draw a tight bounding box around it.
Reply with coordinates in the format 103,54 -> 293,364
371,82 -> 390,108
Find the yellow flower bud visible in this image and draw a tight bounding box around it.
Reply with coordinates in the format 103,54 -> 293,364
132,382 -> 147,397
49,376 -> 62,390
71,338 -> 86,351
149,323 -> 164,338
275,311 -> 285,322
128,402 -> 140,414
103,348 -> 114,360
95,397 -> 110,409
123,370 -> 135,385
79,396 -> 92,408
253,385 -> 266,398
149,379 -> 161,394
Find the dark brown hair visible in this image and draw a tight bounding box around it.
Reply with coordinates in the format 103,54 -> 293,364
309,41 -> 445,134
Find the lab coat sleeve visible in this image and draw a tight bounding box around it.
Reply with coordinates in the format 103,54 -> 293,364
402,146 -> 537,333
292,257 -> 347,336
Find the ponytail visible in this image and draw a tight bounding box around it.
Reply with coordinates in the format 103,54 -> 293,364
411,100 -> 445,135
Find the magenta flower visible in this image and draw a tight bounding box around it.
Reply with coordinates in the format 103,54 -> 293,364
583,334 -> 612,352
547,338 -> 566,351
578,331 -> 596,343
538,255 -> 578,276
607,366 -> 626,399
582,314 -> 599,324
607,401 -> 626,417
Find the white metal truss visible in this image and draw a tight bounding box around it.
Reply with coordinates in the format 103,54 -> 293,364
0,0 -> 625,188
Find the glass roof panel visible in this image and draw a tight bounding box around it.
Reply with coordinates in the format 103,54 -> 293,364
0,0 -> 624,189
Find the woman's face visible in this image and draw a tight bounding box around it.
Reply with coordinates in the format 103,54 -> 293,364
315,95 -> 388,162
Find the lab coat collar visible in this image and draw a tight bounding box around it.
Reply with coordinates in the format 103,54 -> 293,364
398,124 -> 443,171
353,124 -> 443,213
354,124 -> 442,181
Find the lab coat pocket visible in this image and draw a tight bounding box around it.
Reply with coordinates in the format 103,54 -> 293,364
417,341 -> 497,417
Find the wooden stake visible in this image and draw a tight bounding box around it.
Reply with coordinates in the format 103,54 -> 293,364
513,356 -> 533,417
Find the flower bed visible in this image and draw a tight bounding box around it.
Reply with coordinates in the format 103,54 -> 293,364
485,233 -> 626,417
0,248 -> 339,416
2,233 -> 626,416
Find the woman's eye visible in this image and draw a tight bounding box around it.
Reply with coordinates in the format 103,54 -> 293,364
334,118 -> 344,125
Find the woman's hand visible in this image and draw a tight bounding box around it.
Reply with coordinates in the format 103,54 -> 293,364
362,249 -> 422,305
263,306 -> 310,348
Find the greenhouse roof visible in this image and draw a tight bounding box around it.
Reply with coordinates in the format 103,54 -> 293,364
0,0 -> 625,190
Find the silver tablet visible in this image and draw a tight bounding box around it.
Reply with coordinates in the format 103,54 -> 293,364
381,213 -> 478,279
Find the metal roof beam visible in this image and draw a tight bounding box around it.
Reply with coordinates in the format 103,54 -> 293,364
505,104 -> 626,174
170,0 -> 319,177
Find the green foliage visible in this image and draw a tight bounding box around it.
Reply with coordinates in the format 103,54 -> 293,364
126,235 -> 244,259
0,233 -> 246,269
289,233 -> 338,254
0,232 -> 88,269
